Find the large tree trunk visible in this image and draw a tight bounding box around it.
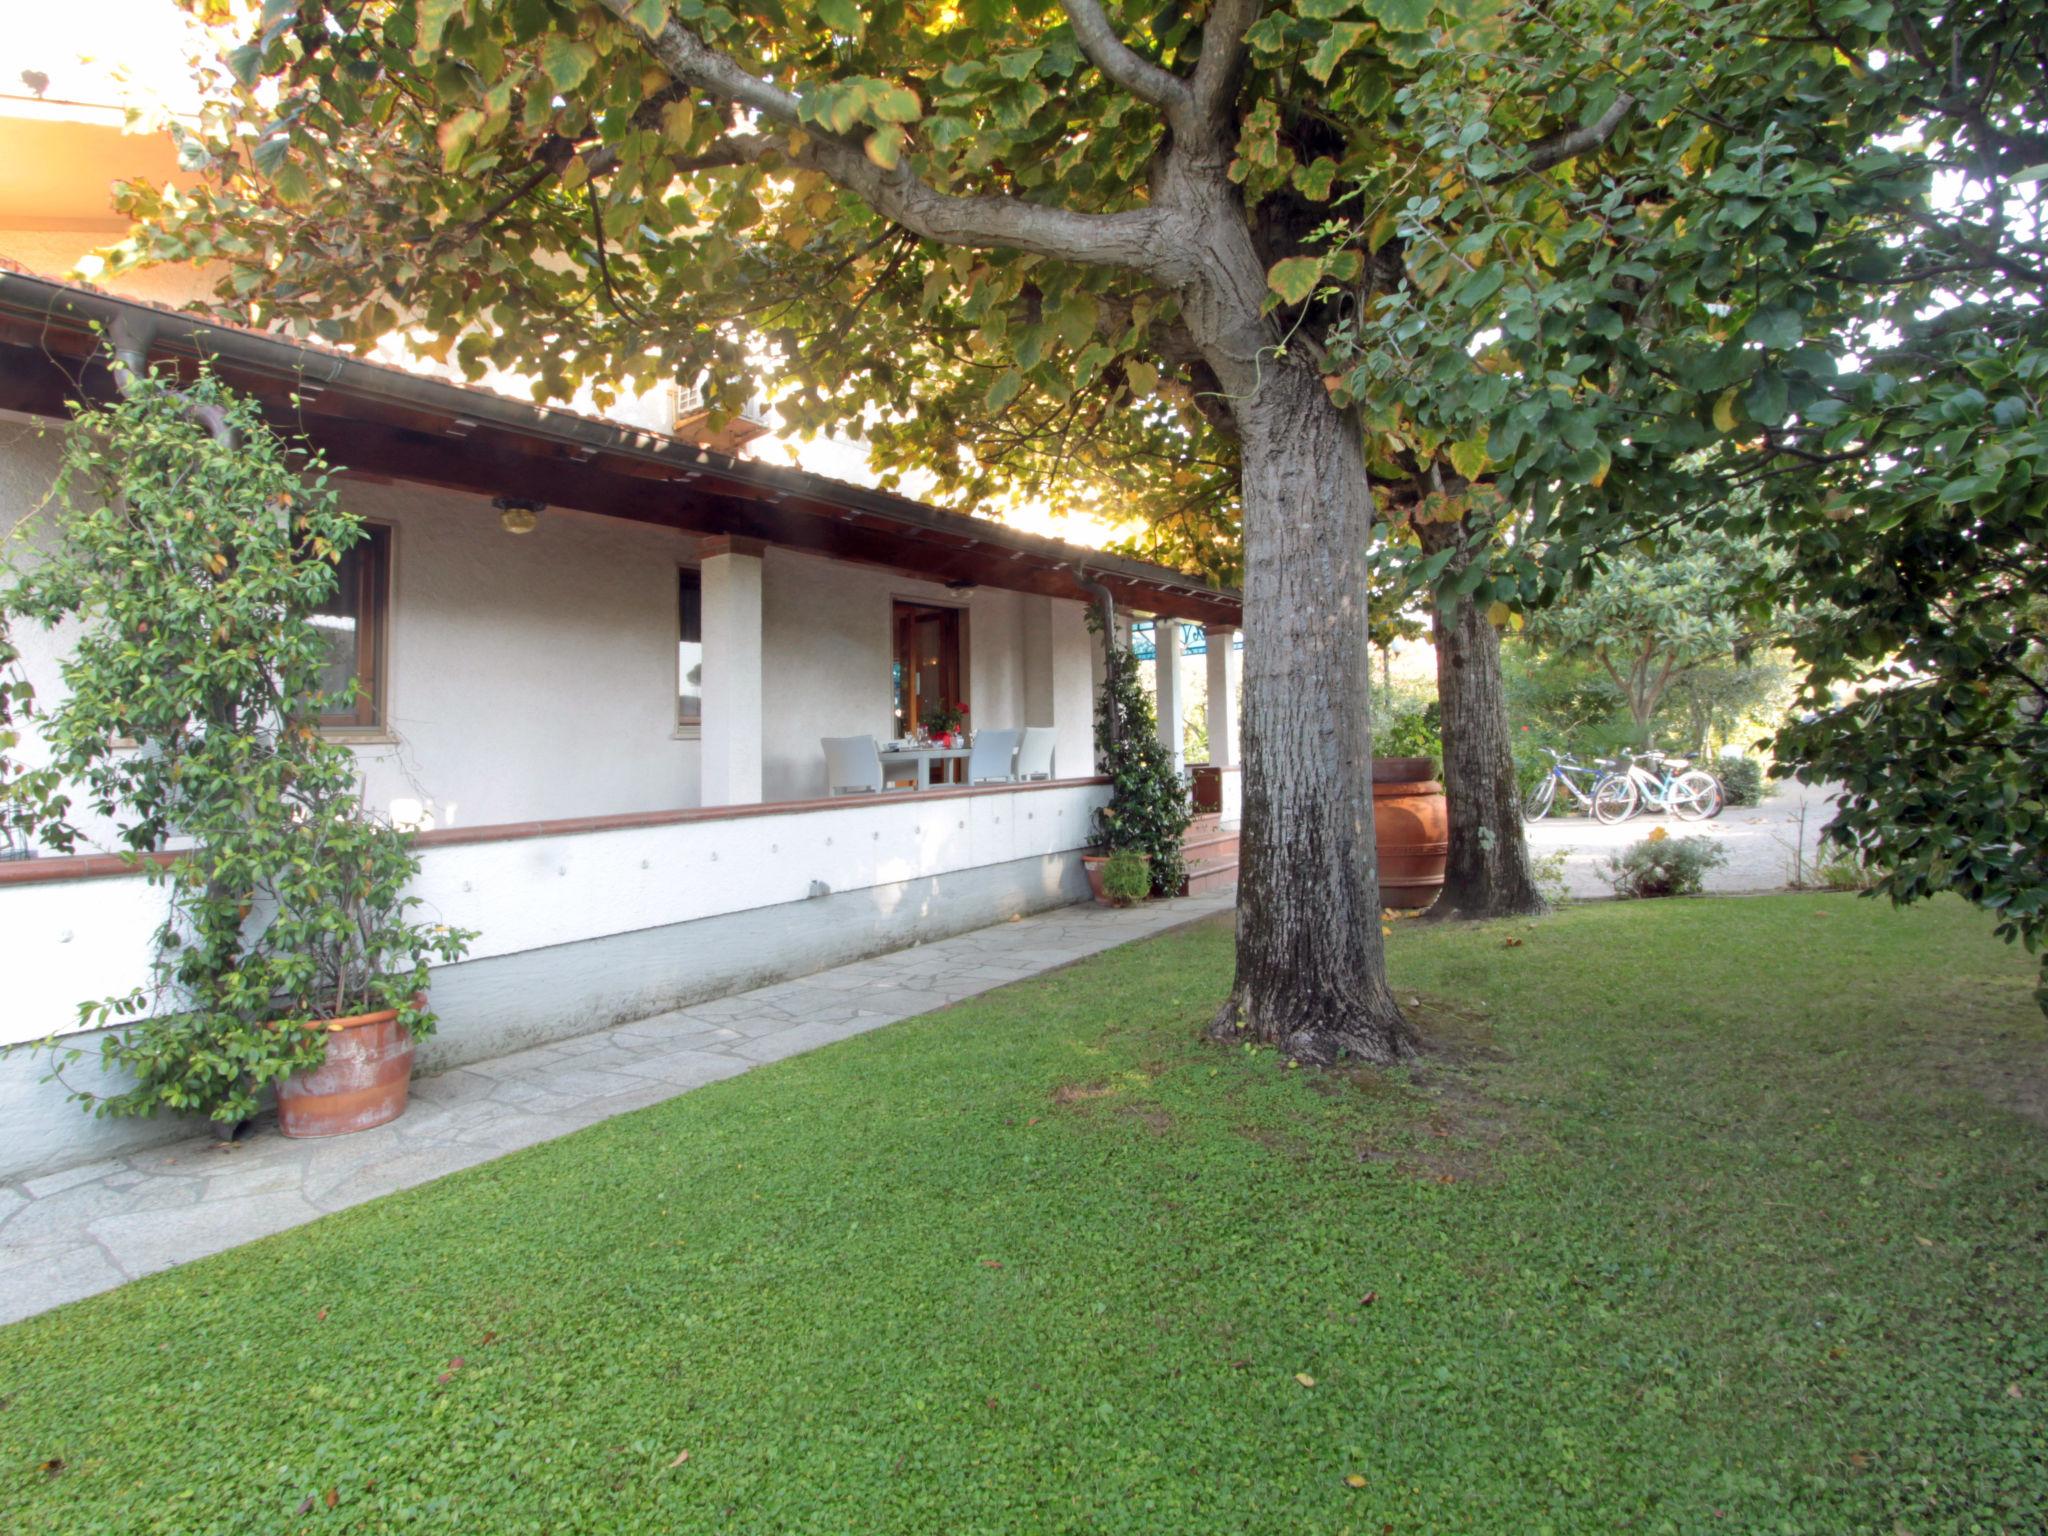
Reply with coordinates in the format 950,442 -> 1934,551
1415,517 -> 1543,920
1207,362 -> 1413,1064
1428,589 -> 1545,920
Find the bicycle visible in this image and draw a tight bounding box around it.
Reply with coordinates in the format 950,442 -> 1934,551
1590,750 -> 1724,824
1523,747 -> 1628,821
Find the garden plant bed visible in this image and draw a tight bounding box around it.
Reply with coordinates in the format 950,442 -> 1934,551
2,895 -> 2043,1533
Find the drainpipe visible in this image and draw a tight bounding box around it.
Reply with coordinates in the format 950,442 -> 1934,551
107,312 -> 237,448
1074,569 -> 1121,748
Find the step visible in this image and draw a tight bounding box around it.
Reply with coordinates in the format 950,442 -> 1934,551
1182,829 -> 1239,863
1179,857 -> 1240,897
1184,812 -> 1222,841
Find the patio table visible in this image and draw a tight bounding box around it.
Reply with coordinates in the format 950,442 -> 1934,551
878,744 -> 971,790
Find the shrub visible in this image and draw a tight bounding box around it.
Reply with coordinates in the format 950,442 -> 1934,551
1,366 -> 473,1128
1377,696 -> 1442,769
1716,754 -> 1765,807
1530,845 -> 1575,905
1100,849 -> 1152,906
1091,624 -> 1191,896
1602,830 -> 1729,898
1813,844 -> 1881,892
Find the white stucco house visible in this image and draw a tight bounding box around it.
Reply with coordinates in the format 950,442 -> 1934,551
0,270 -> 1245,1179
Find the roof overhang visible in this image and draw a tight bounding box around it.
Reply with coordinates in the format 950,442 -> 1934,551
0,271 -> 1242,627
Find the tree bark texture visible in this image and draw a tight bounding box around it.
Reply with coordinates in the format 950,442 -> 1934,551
1427,586 -> 1546,920
1215,365 -> 1414,1062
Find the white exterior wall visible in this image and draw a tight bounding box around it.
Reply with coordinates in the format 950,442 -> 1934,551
757,549 -> 1094,803
2,412 -> 1103,832
342,481 -> 705,827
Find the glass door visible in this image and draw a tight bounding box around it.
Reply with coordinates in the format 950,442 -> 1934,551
892,601 -> 964,736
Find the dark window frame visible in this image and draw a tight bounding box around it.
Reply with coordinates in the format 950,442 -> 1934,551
316,522 -> 392,732
677,565 -> 704,729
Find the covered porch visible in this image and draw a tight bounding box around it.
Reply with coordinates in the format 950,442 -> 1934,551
0,270 -> 1243,828
0,271 -> 1246,1181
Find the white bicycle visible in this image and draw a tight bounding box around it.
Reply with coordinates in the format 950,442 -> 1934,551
1590,750 -> 1724,824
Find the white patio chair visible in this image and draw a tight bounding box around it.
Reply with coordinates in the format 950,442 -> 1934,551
822,735 -> 911,796
1014,726 -> 1056,781
966,728 -> 1023,785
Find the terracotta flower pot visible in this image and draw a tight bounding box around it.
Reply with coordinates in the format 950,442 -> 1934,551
276,1006 -> 417,1138
1080,852 -> 1149,907
1372,758 -> 1448,912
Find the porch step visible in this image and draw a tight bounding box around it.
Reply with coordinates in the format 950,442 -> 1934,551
1166,812 -> 1238,896
1179,856 -> 1239,897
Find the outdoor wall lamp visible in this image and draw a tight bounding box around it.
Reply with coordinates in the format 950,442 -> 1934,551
493,496 -> 546,534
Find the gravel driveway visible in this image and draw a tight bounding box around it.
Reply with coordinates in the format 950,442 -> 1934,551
1525,776 -> 1840,899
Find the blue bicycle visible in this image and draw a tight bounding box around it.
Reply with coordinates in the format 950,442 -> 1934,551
1522,747 -> 1627,821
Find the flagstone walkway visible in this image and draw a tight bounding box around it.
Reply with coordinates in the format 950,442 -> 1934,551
0,887 -> 1235,1328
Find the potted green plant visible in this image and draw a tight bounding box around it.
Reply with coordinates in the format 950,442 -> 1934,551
271,779 -> 471,1137
1094,847 -> 1152,907
2,362 -> 472,1139
1083,622 -> 1192,900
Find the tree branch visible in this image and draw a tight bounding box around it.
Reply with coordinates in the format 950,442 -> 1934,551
1494,92 -> 1638,184
1189,0 -> 1262,136
1060,0 -> 1191,124
605,2 -> 1188,278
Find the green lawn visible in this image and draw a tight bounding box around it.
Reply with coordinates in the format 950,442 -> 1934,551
3,895 -> 2045,1534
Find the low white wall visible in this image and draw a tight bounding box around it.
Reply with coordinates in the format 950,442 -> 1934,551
0,780 -> 1110,1050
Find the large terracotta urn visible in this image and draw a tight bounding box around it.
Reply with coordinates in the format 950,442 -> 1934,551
1372,757 -> 1448,912
276,1007 -> 417,1138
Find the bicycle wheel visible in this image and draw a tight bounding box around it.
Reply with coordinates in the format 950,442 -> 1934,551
1670,770 -> 1723,821
1591,774 -> 1639,824
1523,775 -> 1557,822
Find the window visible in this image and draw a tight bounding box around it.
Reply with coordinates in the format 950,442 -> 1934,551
314,523 -> 391,731
892,601 -> 965,733
677,567 -> 703,727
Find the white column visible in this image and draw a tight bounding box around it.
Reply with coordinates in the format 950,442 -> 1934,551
1153,615 -> 1186,774
1204,624 -> 1240,768
1021,595 -> 1056,727
700,536 -> 765,805
1204,626 -> 1236,770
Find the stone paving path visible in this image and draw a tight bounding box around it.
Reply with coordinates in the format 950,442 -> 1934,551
0,887 -> 1235,1327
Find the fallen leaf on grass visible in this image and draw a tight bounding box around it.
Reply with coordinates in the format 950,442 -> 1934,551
1344,1474 -> 1368,1488
668,1449 -> 691,1468
436,1356 -> 466,1384
325,1489 -> 338,1509
2010,1383 -> 2025,1399
316,1308 -> 327,1322
297,1496 -> 315,1515
981,1259 -> 1004,1269
1501,937 -> 1525,949
38,1458 -> 64,1477
1295,1373 -> 1316,1388
480,1331 -> 497,1347
1359,1291 -> 1378,1307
